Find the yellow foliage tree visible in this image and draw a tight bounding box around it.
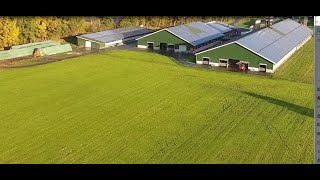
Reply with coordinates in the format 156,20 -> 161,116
0,17 -> 19,48
33,16 -> 48,41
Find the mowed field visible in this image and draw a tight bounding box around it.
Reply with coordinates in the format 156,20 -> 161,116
0,43 -> 314,163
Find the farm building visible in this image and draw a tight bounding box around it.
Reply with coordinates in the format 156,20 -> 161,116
77,26 -> 152,49
195,18 -> 313,73
136,21 -> 240,54
206,21 -> 241,39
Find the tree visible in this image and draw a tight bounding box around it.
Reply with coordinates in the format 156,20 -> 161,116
33,16 -> 48,41
16,16 -> 37,44
174,16 -> 187,26
119,16 -> 141,27
157,16 -> 173,28
83,16 -> 101,32
46,16 -> 62,40
0,16 -> 20,48
145,16 -> 161,29
185,16 -> 203,24
59,16 -> 71,37
100,16 -> 115,30
137,16 -> 146,27
1,16 -> 243,49
68,17 -> 86,36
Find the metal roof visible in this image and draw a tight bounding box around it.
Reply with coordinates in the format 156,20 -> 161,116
78,26 -> 152,43
236,28 -> 282,52
206,22 -> 233,33
271,18 -> 301,34
258,25 -> 312,62
235,19 -> 312,64
166,22 -> 224,46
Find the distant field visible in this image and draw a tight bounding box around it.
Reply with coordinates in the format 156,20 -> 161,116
235,18 -> 256,29
0,50 -> 313,164
274,37 -> 314,84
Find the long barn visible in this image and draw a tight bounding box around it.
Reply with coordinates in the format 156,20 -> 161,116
195,19 -> 313,73
77,26 -> 152,49
136,21 -> 240,54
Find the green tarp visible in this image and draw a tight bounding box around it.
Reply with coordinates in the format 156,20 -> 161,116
0,41 -> 72,61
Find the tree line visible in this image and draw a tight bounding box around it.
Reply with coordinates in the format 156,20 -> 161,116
0,16 -> 236,49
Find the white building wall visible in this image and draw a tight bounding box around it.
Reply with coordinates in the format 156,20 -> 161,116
273,47 -> 297,72
248,67 -> 259,71
266,69 -> 273,73
105,40 -> 123,47
137,45 -> 147,48
196,61 -> 218,66
196,59 -> 273,72
248,67 -> 273,73
297,35 -> 311,50
209,62 -> 220,66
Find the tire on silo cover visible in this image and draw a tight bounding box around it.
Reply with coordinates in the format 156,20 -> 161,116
33,48 -> 42,57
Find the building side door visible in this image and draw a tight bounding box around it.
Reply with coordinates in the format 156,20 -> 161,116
147,42 -> 154,49
259,64 -> 267,72
85,41 -> 92,48
160,43 -> 167,50
202,57 -> 210,65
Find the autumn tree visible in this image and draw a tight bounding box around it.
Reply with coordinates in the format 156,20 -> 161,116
0,16 -> 242,49
173,16 -> 187,26
33,16 -> 48,41
100,16 -> 115,30
119,16 -> 142,27
0,16 -> 19,48
16,16 -> 37,44
185,16 -> 203,24
156,16 -> 173,28
59,17 -> 72,37
68,17 -> 86,36
46,16 -> 62,40
145,16 -> 162,29
137,16 -> 146,27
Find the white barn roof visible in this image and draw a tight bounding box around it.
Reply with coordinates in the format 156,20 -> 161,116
235,18 -> 312,64
166,22 -> 224,46
206,22 -> 233,33
78,26 -> 152,43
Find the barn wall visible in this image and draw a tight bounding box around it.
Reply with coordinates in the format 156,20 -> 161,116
196,43 -> 274,69
77,37 -> 105,49
77,38 -> 86,46
137,30 -> 193,50
105,40 -> 122,47
89,41 -> 104,49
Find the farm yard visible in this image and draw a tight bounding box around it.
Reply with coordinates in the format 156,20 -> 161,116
0,43 -> 313,163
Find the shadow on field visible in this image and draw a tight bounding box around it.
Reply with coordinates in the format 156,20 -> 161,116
241,91 -> 313,118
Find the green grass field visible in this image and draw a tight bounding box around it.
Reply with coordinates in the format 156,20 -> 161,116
235,18 -> 256,29
0,44 -> 313,163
